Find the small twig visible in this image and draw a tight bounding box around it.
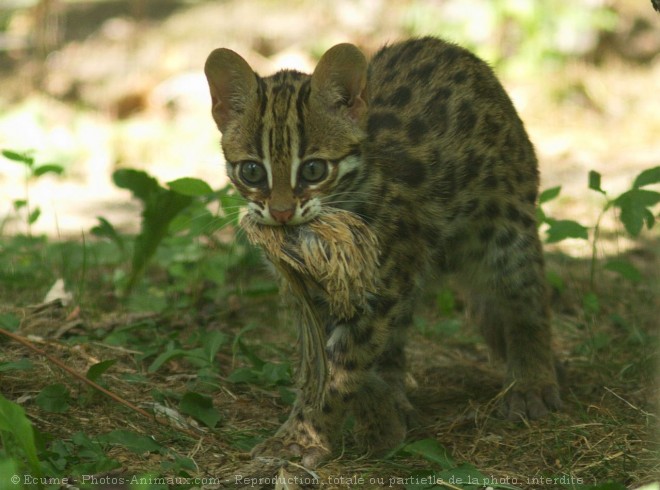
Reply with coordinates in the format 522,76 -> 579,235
0,327 -> 204,439
90,341 -> 143,355
284,460 -> 321,481
604,386 -> 657,419
1,327 -> 152,415
581,450 -> 624,471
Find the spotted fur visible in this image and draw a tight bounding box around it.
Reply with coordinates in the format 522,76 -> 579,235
205,36 -> 562,467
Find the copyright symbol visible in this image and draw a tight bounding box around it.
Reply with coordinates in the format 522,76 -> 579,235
11,475 -> 20,484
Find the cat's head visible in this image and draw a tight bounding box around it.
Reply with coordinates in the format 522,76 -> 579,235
204,44 -> 368,225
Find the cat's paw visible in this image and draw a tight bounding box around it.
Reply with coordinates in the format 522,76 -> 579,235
502,381 -> 562,420
353,391 -> 411,455
251,437 -> 330,468
354,418 -> 407,456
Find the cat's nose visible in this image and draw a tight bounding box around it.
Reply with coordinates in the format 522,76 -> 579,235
270,206 -> 295,224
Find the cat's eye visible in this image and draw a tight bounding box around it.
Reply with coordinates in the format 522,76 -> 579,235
300,159 -> 328,184
239,161 -> 267,186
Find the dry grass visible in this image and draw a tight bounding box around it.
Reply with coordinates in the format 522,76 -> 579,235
1,240 -> 658,489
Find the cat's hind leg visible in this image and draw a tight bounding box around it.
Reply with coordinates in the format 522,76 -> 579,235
466,222 -> 562,419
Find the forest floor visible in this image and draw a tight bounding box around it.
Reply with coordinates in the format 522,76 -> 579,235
0,0 -> 659,489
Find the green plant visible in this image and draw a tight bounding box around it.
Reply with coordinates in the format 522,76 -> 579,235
109,169 -> 196,297
0,389 -> 201,488
586,168 -> 660,287
148,330 -> 228,374
538,166 -> 660,288
92,168 -> 245,301
393,438 -> 518,490
228,324 -> 294,395
0,394 -> 43,489
1,149 -> 64,235
537,166 -> 659,359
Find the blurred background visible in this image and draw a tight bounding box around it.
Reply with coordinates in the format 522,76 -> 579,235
0,0 -> 659,237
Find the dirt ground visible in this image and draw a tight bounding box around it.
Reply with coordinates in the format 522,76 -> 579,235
0,0 -> 659,489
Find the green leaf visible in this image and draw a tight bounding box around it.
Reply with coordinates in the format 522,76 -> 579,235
148,348 -> 189,373
401,470 -> 438,490
604,259 -> 641,283
126,190 -> 193,295
0,458 -> 21,489
99,429 -> 162,454
0,313 -> 20,331
67,431 -> 121,475
112,169 -> 196,296
260,362 -> 292,386
179,392 -> 221,428
544,219 -> 589,243
160,455 -> 197,473
227,367 -> 260,384
588,170 -> 605,194
201,331 -> 228,362
434,463 -> 517,489
167,177 -> 213,197
13,199 -> 27,211
168,202 -> 214,236
0,394 -> 42,478
86,359 -> 117,382
538,186 -> 561,204
633,166 -> 660,189
436,289 -> 455,316
27,207 -> 41,225
535,206 -> 546,226
232,434 -> 263,451
583,292 -> 600,316
217,185 -> 246,225
130,473 -> 169,490
112,168 -> 160,202
0,359 -> 33,372
2,149 -> 33,166
228,362 -> 291,387
614,189 -> 660,236
91,216 -> 126,253
545,270 -> 565,292
644,208 -> 655,230
234,330 -> 266,369
33,164 -> 64,177
278,387 -> 296,405
434,318 -> 461,337
404,438 -> 455,469
35,384 -> 71,413
581,483 -> 628,490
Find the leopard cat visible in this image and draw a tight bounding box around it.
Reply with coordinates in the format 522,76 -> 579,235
204,36 -> 562,468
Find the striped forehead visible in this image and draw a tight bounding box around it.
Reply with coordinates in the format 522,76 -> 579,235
258,71 -> 310,187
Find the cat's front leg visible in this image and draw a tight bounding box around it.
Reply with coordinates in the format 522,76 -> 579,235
250,351 -> 358,468
250,398 -> 338,468
252,306 -> 408,467
251,372 -> 408,468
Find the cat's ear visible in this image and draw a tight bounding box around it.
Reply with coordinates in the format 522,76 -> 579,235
204,48 -> 258,133
311,43 -> 367,122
